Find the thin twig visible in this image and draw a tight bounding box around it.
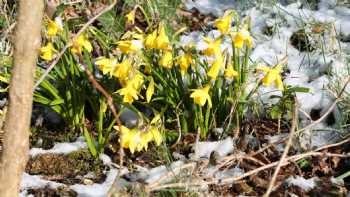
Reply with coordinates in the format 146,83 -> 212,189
33,0 -> 117,91
264,98 -> 298,196
194,126 -> 201,160
296,76 -> 350,134
148,150 -> 350,191
146,136 -> 350,192
79,58 -> 125,195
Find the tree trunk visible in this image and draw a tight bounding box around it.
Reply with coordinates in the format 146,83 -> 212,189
0,0 -> 44,196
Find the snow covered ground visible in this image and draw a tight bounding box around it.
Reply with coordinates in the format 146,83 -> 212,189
183,0 -> 350,149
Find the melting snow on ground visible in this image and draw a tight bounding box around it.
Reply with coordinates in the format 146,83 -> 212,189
181,0 -> 350,149
29,136 -> 87,157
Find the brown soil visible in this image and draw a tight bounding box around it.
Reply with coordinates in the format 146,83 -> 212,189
27,186 -> 77,197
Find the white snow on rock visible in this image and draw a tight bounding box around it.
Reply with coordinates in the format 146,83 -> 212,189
286,176 -> 318,192
70,169 -> 119,197
99,153 -> 112,166
20,173 -> 64,190
30,136 -> 87,156
193,137 -> 234,159
214,166 -> 244,179
145,160 -> 184,184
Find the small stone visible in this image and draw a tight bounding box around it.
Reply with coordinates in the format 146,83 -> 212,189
119,107 -> 139,129
83,178 -> 94,185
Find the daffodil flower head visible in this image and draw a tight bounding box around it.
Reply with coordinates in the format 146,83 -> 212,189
207,54 -> 223,80
146,77 -> 155,103
144,29 -> 157,49
47,17 -> 63,37
95,57 -> 117,75
117,82 -> 139,104
113,59 -> 132,81
177,53 -> 192,75
156,24 -> 170,50
116,125 -> 141,154
116,40 -> 140,54
150,126 -> 162,146
130,73 -> 144,90
71,34 -> 93,54
40,42 -> 57,61
232,28 -> 253,49
203,37 -> 222,56
125,9 -> 136,25
159,50 -> 173,69
256,64 -> 284,90
190,85 -> 212,108
214,10 -> 234,35
224,64 -> 239,79
139,130 -> 154,151
114,124 -> 162,153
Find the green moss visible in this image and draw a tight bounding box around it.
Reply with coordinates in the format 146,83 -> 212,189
26,149 -> 108,185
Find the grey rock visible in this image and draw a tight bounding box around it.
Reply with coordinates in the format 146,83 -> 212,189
31,105 -> 65,130
119,107 -> 139,129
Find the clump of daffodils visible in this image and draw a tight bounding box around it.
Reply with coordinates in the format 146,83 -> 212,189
114,115 -> 163,154
114,125 -> 162,154
38,8 -> 288,155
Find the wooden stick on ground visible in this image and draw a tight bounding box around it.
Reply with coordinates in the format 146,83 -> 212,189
264,98 -> 298,196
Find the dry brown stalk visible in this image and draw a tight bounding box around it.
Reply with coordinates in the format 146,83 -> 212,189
264,97 -> 298,196
146,137 -> 350,192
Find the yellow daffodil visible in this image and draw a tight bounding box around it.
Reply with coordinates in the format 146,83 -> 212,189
177,53 -> 192,75
113,59 -> 132,81
159,50 -> 173,69
150,126 -> 162,146
146,77 -> 154,103
71,34 -> 93,54
125,10 -> 136,24
156,24 -> 170,50
232,28 -> 253,49
203,37 -> 222,56
40,42 -> 57,61
117,126 -> 141,154
139,130 -> 154,151
214,10 -> 234,35
144,29 -> 157,49
150,114 -> 161,125
256,64 -> 284,90
114,124 -> 162,153
95,57 -> 116,75
47,18 -> 62,37
117,83 -> 139,104
130,73 -> 144,90
190,85 -> 212,108
116,40 -> 140,54
224,64 -> 239,79
207,55 -> 223,80
121,27 -> 144,41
